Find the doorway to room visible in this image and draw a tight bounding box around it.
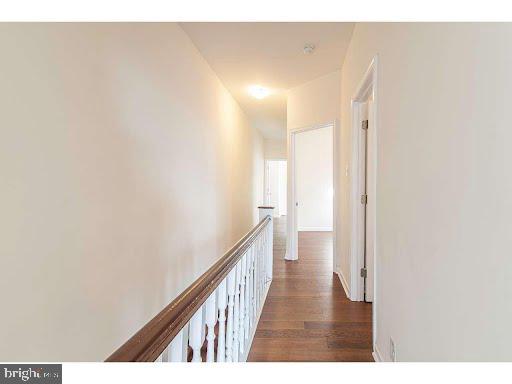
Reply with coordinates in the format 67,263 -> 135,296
286,123 -> 335,271
295,126 -> 333,232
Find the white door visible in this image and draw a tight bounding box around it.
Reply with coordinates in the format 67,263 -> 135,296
266,161 -> 281,218
360,100 -> 375,303
365,99 -> 375,302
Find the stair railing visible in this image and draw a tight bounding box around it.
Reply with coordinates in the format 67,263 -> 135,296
106,207 -> 274,362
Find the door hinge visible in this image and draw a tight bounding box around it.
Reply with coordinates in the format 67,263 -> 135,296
360,267 -> 367,278
361,194 -> 367,204
362,120 -> 369,130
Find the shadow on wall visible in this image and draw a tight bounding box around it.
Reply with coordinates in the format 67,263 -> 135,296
0,23 -> 263,361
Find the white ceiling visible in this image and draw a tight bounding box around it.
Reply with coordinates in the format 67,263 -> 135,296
181,22 -> 355,140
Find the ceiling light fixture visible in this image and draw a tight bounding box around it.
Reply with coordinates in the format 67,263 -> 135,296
248,85 -> 270,100
303,44 -> 315,54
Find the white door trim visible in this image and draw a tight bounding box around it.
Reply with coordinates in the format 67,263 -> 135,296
286,121 -> 338,275
349,55 -> 379,353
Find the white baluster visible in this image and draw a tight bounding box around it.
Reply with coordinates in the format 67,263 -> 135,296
226,268 -> 236,362
252,243 -> 258,322
262,227 -> 267,290
232,261 -> 241,362
244,249 -> 251,342
258,235 -> 263,305
262,232 -> 267,294
217,278 -> 227,362
267,221 -> 273,281
205,292 -> 217,362
255,237 -> 260,311
239,254 -> 247,354
263,229 -> 268,293
248,246 -> 254,328
169,330 -> 184,362
258,207 -> 274,283
189,309 -> 203,362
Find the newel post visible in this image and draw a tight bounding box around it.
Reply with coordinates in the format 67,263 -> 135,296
258,206 -> 274,281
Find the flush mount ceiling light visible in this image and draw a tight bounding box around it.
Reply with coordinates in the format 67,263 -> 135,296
248,85 -> 270,100
303,44 -> 315,54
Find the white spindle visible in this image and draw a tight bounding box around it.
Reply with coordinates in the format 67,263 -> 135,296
239,254 -> 247,354
233,261 -> 241,362
189,309 -> 203,362
169,330 -> 184,362
217,279 -> 227,362
263,227 -> 268,287
258,235 -> 263,304
261,234 -> 264,297
263,228 -> 268,291
252,242 -> 257,322
205,292 -> 217,362
255,237 -> 261,310
263,233 -> 267,291
244,249 -> 250,342
266,220 -> 273,281
248,245 -> 254,328
226,268 -> 236,362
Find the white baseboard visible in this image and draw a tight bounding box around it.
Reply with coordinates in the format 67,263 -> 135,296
336,270 -> 351,299
372,344 -> 384,362
298,226 -> 333,232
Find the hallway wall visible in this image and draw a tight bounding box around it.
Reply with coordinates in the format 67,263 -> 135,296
264,138 -> 287,160
287,70 -> 341,130
0,23 -> 264,361
286,70 -> 341,260
339,23 -> 512,361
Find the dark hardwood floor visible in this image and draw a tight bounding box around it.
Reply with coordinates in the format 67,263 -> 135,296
247,216 -> 373,362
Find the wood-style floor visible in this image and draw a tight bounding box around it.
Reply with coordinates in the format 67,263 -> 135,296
247,217 -> 373,362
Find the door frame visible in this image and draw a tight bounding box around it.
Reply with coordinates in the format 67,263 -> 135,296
349,55 -> 378,352
286,121 -> 338,275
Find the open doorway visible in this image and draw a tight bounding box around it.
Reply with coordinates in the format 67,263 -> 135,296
286,122 -> 336,272
264,160 -> 287,218
295,126 -> 333,232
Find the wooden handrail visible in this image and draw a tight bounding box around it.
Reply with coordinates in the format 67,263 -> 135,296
106,216 -> 272,362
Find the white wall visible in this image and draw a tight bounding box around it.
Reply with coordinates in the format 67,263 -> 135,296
264,138 -> 287,159
339,23 -> 512,361
286,70 -> 340,260
0,23 -> 264,361
287,71 -> 341,130
295,127 -> 333,231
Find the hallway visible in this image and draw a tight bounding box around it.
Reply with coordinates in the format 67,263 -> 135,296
248,217 -> 373,362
